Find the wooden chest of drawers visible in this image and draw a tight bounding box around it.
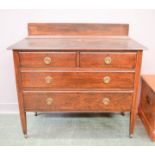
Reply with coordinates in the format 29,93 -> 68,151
8,23 -> 146,138
139,75 -> 155,141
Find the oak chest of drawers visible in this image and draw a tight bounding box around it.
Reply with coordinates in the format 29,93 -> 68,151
8,23 -> 146,138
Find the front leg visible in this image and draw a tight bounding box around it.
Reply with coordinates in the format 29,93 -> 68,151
13,51 -> 27,138
129,51 -> 142,138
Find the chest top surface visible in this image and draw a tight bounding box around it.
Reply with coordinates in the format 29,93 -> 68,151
8,36 -> 146,51
142,75 -> 155,93
8,23 -> 146,51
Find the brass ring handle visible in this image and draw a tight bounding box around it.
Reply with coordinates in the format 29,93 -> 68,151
103,76 -> 111,84
102,98 -> 110,105
46,97 -> 53,105
104,56 -> 112,65
45,76 -> 53,84
44,56 -> 52,65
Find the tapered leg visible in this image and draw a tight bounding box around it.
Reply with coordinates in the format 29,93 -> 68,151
129,82 -> 141,137
129,51 -> 142,138
129,97 -> 140,138
129,112 -> 135,138
35,112 -> 38,116
20,111 -> 27,135
13,51 -> 27,138
18,102 -> 27,137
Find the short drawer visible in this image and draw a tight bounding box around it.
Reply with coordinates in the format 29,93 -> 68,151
21,71 -> 135,89
23,91 -> 133,112
80,52 -> 136,69
19,52 -> 77,67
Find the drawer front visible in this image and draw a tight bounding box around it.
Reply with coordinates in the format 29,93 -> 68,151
19,52 -> 77,67
21,71 -> 135,89
80,52 -> 136,69
140,80 -> 155,127
23,91 -> 133,112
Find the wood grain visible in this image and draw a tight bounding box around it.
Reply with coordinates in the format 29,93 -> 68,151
10,23 -> 145,137
130,51 -> 143,137
80,52 -> 136,69
13,51 -> 27,135
28,23 -> 129,36
23,91 -> 133,112
8,37 -> 146,50
142,75 -> 155,93
139,77 -> 155,141
19,52 -> 76,67
21,71 -> 135,89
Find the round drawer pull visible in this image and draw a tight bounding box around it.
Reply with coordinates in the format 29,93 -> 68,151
103,76 -> 111,84
44,56 -> 52,65
46,97 -> 53,105
104,56 -> 112,65
45,76 -> 53,84
102,98 -> 110,105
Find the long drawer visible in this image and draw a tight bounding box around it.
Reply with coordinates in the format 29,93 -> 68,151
80,52 -> 136,69
21,71 -> 135,89
23,91 -> 133,112
19,52 -> 77,67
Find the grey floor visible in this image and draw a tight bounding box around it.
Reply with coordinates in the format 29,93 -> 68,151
0,113 -> 154,146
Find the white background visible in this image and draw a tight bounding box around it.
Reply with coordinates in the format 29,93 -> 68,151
0,9 -> 155,111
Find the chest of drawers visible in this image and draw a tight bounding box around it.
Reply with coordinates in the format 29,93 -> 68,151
8,23 -> 146,138
139,75 -> 155,141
